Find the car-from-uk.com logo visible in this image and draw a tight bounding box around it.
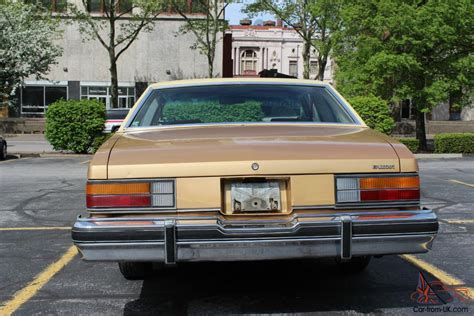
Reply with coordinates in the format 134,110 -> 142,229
411,272 -> 471,313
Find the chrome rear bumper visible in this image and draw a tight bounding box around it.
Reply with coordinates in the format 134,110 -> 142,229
72,209 -> 438,263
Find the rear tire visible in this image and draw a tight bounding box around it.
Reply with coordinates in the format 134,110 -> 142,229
118,262 -> 154,280
336,256 -> 371,273
0,142 -> 6,160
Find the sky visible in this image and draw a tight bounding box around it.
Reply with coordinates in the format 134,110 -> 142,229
225,2 -> 274,25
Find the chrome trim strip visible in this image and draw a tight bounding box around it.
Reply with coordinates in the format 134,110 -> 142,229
292,205 -> 333,210
293,202 -> 421,210
74,208 -> 437,224
86,207 -> 220,214
124,87 -> 154,128
335,173 -> 419,178
335,202 -> 420,209
87,178 -> 176,183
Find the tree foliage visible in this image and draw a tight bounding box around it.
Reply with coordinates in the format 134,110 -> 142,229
70,1 -> 165,108
335,0 -> 474,150
162,101 -> 264,123
0,1 -> 62,108
244,0 -> 343,80
169,0 -> 231,78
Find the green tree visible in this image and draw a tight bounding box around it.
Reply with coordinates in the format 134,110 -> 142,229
245,0 -> 315,79
335,0 -> 473,150
0,1 -> 62,113
308,0 -> 343,81
244,0 -> 343,80
169,0 -> 231,78
70,1 -> 164,109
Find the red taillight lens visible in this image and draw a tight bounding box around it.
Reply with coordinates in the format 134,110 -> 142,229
86,195 -> 151,208
360,189 -> 420,201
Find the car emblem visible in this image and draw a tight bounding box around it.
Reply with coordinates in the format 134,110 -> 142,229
251,162 -> 259,171
372,164 -> 396,170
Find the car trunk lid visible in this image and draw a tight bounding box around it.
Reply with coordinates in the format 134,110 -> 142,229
106,125 -> 400,178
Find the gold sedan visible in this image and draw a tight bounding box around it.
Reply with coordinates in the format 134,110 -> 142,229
72,78 -> 438,280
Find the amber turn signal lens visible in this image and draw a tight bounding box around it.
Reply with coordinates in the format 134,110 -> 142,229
359,177 -> 419,190
86,182 -> 150,195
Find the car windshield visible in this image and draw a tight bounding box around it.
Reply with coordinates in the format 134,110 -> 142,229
129,84 -> 357,127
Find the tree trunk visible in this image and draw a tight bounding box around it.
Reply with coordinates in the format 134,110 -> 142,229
317,56 -> 326,81
110,54 -> 119,109
208,53 -> 214,78
302,40 -> 311,79
415,106 -> 427,152
109,3 -> 118,109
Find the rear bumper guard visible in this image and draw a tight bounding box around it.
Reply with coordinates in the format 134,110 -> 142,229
72,209 -> 438,262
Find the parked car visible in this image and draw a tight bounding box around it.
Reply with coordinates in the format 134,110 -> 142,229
0,136 -> 7,160
72,78 -> 438,280
104,109 -> 130,133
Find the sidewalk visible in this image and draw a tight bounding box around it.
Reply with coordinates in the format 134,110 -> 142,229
4,134 -> 470,158
5,134 -> 55,154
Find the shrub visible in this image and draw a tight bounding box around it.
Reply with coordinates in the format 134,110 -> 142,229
434,133 -> 474,154
162,101 -> 264,123
45,99 -> 105,153
91,133 -> 113,153
347,95 -> 395,134
397,138 -> 420,153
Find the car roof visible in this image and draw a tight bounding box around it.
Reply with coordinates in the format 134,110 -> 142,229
149,78 -> 331,90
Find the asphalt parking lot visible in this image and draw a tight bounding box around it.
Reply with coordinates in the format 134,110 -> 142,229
0,156 -> 473,315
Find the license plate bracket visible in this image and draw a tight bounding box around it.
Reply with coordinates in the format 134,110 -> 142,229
230,181 -> 281,212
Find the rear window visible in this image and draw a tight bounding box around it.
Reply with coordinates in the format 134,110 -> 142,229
129,84 -> 357,127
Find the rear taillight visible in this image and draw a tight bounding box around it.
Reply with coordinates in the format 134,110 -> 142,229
86,180 -> 175,209
336,175 -> 420,204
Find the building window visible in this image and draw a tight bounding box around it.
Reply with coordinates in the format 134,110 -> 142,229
190,0 -> 207,13
86,0 -> 133,14
21,85 -> 67,116
400,99 -> 415,120
81,85 -> 135,110
25,0 -> 67,12
167,0 -> 206,14
310,61 -> 318,74
289,60 -> 298,77
241,49 -> 258,75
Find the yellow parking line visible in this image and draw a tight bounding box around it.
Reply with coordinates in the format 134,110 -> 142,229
445,219 -> 474,224
449,179 -> 474,188
0,246 -> 78,315
0,227 -> 71,231
401,254 -> 474,300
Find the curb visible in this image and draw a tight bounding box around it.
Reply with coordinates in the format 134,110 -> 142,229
9,152 -> 92,158
415,153 -> 464,159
